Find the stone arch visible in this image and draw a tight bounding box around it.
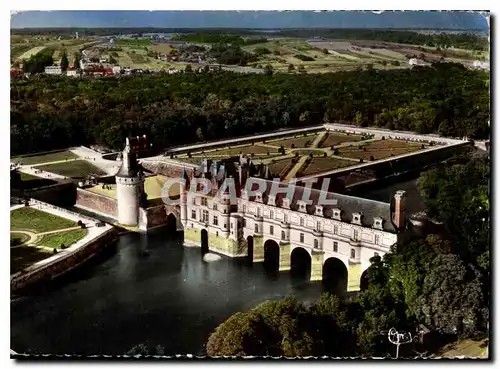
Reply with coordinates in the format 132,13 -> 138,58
360,269 -> 370,291
322,257 -> 348,293
290,247 -> 311,280
263,239 -> 280,274
247,235 -> 254,262
166,213 -> 178,233
201,229 -> 209,254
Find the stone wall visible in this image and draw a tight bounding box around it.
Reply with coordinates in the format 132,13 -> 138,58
145,204 -> 168,229
142,162 -> 194,179
76,188 -> 118,218
11,228 -> 118,293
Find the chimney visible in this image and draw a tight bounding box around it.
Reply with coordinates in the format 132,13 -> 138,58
393,190 -> 407,230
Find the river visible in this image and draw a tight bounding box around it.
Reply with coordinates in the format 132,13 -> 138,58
11,178 -> 425,356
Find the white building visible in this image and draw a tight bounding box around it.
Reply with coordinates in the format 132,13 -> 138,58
408,58 -> 428,67
44,66 -> 62,75
182,174 -> 405,292
112,65 -> 122,75
66,69 -> 78,77
472,60 -> 490,71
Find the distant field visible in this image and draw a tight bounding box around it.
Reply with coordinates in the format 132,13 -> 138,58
16,46 -> 46,61
37,160 -> 106,178
12,150 -> 78,165
116,38 -> 152,46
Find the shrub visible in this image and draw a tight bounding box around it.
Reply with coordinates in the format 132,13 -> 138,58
370,155 -> 375,161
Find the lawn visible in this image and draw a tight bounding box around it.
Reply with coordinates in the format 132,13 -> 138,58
337,139 -> 427,161
11,207 -> 77,233
267,159 -> 294,178
300,157 -> 353,176
11,150 -> 79,165
11,232 -> 30,246
36,229 -> 88,249
11,246 -> 53,274
37,160 -> 107,178
318,133 -> 366,148
16,46 -> 46,61
12,172 -> 57,190
267,135 -> 317,148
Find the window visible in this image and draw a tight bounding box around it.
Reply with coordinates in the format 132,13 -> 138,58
270,210 -> 274,219
353,229 -> 360,241
314,239 -> 319,249
202,210 -> 209,223
243,205 -> 247,213
334,225 -> 339,235
333,241 -> 338,252
216,231 -> 219,237
213,204 -> 218,211
213,216 -> 218,226
284,214 -> 288,223
316,221 -> 321,231
224,224 -> 227,229
351,248 -> 356,259
243,219 -> 246,227
375,234 -> 381,245
201,197 -> 208,207
270,225 -> 274,235
257,207 -> 261,217
255,224 -> 259,233
191,210 -> 196,219
281,230 -> 286,240
300,233 -> 304,243
300,218 -> 304,226
230,223 -> 233,229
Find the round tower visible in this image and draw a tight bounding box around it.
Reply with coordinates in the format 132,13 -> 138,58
116,138 -> 144,226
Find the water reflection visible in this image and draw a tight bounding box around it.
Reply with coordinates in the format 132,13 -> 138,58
11,228 -> 349,356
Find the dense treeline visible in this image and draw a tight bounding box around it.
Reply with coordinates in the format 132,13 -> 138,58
172,33 -> 268,46
207,156 -> 490,357
10,63 -> 489,155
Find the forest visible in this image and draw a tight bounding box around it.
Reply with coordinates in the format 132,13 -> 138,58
10,63 -> 489,156
206,155 -> 490,357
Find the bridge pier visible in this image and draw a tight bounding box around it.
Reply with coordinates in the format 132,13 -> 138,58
310,250 -> 324,281
279,242 -> 291,271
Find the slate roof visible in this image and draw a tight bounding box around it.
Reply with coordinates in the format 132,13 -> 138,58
244,177 -> 396,233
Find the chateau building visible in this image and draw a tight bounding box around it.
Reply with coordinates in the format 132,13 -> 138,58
181,160 -> 406,292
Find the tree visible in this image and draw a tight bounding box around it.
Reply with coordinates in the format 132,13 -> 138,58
185,64 -> 192,73
195,127 -> 204,141
287,64 -> 295,72
414,255 -> 487,337
263,65 -> 273,76
60,52 -> 69,71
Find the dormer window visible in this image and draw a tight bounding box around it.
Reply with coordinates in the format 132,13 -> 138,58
268,194 -> 276,206
315,205 -> 323,216
297,200 -> 307,213
332,208 -> 341,220
352,212 -> 362,225
256,192 -> 263,203
373,217 -> 383,230
282,198 -> 290,209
